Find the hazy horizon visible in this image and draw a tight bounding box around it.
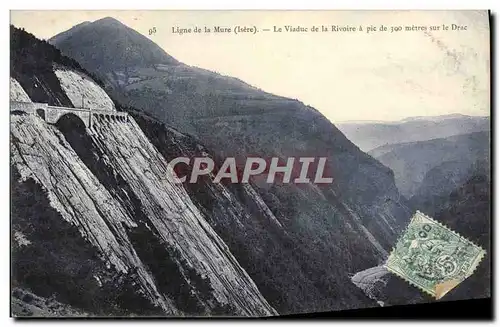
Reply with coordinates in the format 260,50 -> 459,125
10,10 -> 490,123
337,112 -> 490,124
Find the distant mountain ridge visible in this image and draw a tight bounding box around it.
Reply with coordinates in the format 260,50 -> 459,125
400,113 -> 485,122
337,114 -> 490,152
369,131 -> 490,199
338,113 -> 487,125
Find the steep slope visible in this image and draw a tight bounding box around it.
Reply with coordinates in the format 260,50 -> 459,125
54,69 -> 115,110
10,77 -> 31,102
410,170 -> 491,300
410,159 -> 489,208
48,17 -> 178,78
369,131 -> 490,199
11,26 -> 275,317
47,21 -> 92,46
11,25 -> 94,107
12,113 -> 275,316
338,115 -> 490,152
49,18 -> 416,313
129,110 -> 381,313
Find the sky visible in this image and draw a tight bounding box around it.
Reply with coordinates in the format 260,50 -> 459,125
10,10 -> 490,122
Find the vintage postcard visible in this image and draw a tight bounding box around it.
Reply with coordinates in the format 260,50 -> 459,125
10,10 -> 490,317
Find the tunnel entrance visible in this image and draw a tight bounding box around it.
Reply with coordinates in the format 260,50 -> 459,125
55,113 -> 86,134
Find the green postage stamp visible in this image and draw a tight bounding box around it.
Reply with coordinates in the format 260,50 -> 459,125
385,211 -> 485,300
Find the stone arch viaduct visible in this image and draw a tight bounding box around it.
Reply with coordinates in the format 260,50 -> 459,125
10,101 -> 130,128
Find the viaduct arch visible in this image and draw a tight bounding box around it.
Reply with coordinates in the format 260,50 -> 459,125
10,101 -> 129,128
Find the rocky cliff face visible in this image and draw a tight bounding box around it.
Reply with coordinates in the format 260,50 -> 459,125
54,68 -> 116,111
10,77 -> 31,102
11,111 -> 275,316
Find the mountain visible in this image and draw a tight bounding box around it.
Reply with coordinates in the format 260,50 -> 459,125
48,18 -> 423,312
11,26 -> 276,317
47,21 -> 92,45
49,17 -> 304,130
48,17 -> 178,74
337,114 -> 490,152
12,23 -> 399,317
368,131 -> 490,199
